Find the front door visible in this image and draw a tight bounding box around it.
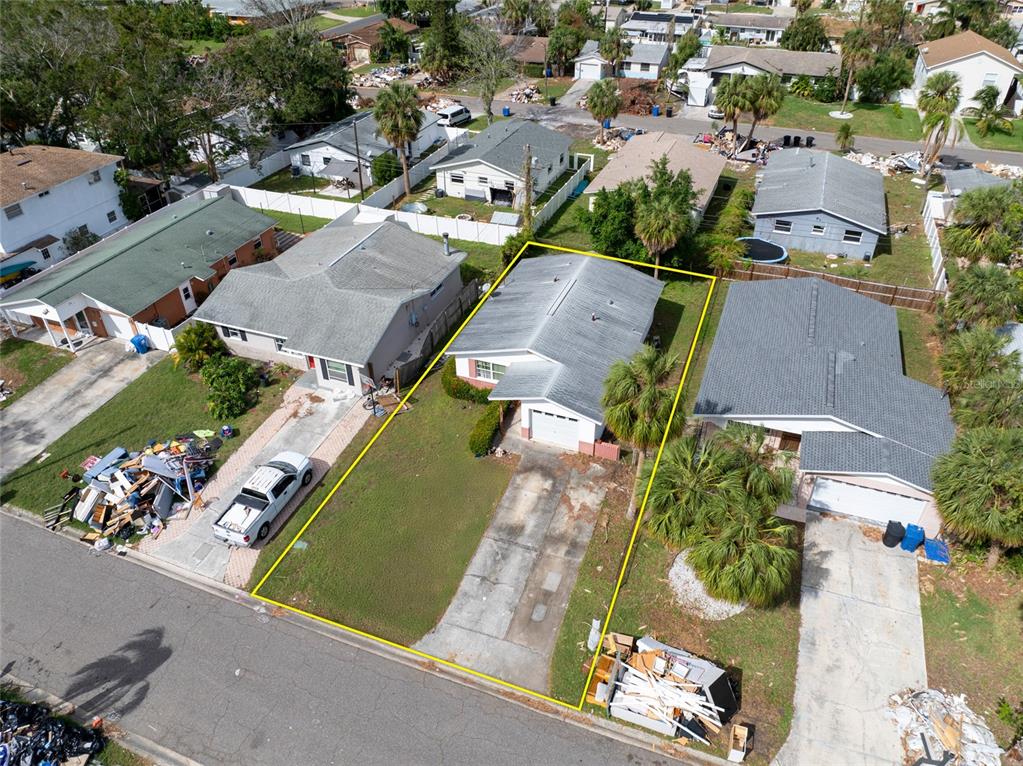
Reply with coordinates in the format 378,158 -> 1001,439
74,310 -> 92,336
179,281 -> 197,314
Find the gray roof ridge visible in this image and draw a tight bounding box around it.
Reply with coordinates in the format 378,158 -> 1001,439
523,256 -> 589,351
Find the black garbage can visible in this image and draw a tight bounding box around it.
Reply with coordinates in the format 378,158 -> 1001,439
806,135 -> 816,148
793,135 -> 802,147
883,520 -> 906,548
782,135 -> 791,147
666,106 -> 673,118
549,96 -> 556,106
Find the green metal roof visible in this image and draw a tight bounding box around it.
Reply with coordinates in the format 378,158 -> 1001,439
1,196 -> 275,316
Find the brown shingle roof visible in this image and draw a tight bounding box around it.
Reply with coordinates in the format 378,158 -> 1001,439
918,30 -> 1023,72
329,17 -> 418,47
500,35 -> 550,65
2,145 -> 123,208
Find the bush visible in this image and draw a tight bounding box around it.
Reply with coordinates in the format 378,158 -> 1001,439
175,322 -> 227,373
441,357 -> 491,404
468,401 -> 504,456
371,152 -> 402,186
201,356 -> 260,419
813,75 -> 839,103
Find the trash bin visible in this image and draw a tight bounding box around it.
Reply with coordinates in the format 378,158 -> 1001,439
666,106 -> 673,118
652,104 -> 661,117
901,523 -> 925,552
549,96 -> 556,106
129,334 -> 149,354
806,135 -> 816,148
792,135 -> 802,147
501,106 -> 511,117
882,520 -> 905,548
782,135 -> 792,147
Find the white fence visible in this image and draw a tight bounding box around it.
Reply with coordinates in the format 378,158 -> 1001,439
219,150 -> 292,188
923,199 -> 948,292
361,132 -> 470,210
532,156 -> 591,232
390,210 -> 520,245
134,321 -> 177,352
216,185 -> 357,220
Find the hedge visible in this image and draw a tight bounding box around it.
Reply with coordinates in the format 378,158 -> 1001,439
441,357 -> 491,405
469,402 -> 504,456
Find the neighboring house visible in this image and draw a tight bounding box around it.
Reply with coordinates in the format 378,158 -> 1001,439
696,45 -> 840,83
320,15 -> 419,64
572,39 -> 671,80
904,0 -> 944,16
432,119 -> 572,206
752,149 -> 887,261
583,131 -> 727,219
194,221 -> 465,393
186,107 -> 299,180
573,40 -> 610,80
926,166 -> 1011,224
821,16 -> 855,52
912,31 -> 1023,115
287,110 -> 444,187
694,278 -> 954,529
1,146 -> 125,278
707,13 -> 792,46
0,196 -> 275,350
590,3 -> 628,31
621,11 -> 698,43
500,35 -> 550,67
448,254 -> 664,455
162,0 -> 257,24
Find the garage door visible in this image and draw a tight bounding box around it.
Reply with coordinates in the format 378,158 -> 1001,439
808,478 -> 926,526
102,312 -> 135,340
577,62 -> 603,80
531,409 -> 578,449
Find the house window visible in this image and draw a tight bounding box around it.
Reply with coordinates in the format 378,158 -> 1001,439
450,173 -> 464,184
640,63 -> 650,72
560,153 -> 565,165
301,154 -> 311,166
475,360 -> 506,381
811,224 -> 825,235
253,238 -> 263,250
38,190 -> 50,198
324,359 -> 348,382
40,247 -> 51,260
222,326 -> 245,340
88,170 -> 101,184
77,224 -> 89,236
227,253 -> 238,266
505,181 -> 515,191
181,285 -> 192,301
274,338 -> 286,352
773,219 -> 792,233
323,156 -> 331,166
429,282 -> 444,298
107,210 -> 117,223
4,203 -> 23,219
843,229 -> 863,244
478,176 -> 488,185
982,73 -> 998,87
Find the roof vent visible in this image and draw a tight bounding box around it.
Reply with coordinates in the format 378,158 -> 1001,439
206,229 -> 215,236
553,275 -> 559,282
591,312 -> 598,321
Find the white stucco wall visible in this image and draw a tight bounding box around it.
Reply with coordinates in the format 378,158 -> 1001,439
915,52 -> 1023,114
436,153 -> 569,203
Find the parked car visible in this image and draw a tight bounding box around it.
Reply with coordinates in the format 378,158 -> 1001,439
212,451 -> 312,546
707,107 -> 725,120
437,104 -> 472,127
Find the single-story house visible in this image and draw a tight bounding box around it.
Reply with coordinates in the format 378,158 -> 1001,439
0,196 -> 276,350
926,166 -> 1011,225
621,11 -> 698,43
448,254 -> 664,455
194,221 -> 465,394
320,15 -> 419,64
694,278 -> 955,529
707,12 -> 792,46
431,119 -> 572,206
287,110 -> 444,187
572,39 -> 671,81
583,131 -> 727,219
697,46 -> 841,83
911,31 -> 1023,115
500,35 -> 550,67
752,149 -> 887,261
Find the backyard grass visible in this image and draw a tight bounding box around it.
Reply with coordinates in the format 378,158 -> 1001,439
465,114 -> 509,131
251,371 -> 517,644
0,358 -> 294,514
962,119 -> 1022,152
768,98 -> 923,141
438,77 -> 517,100
897,309 -> 941,387
0,337 -> 74,409
251,169 -> 328,194
919,554 -> 1023,749
450,238 -> 505,282
257,208 -> 332,234
533,168 -> 577,207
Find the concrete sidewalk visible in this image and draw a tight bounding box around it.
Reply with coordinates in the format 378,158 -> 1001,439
0,340 -> 163,477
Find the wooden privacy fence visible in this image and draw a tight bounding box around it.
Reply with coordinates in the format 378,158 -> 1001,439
392,280 -> 480,386
724,260 -> 943,313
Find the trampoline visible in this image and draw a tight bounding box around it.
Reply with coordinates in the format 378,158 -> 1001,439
737,236 -> 788,264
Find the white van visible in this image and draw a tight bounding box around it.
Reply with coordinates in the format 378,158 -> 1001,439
437,104 -> 472,127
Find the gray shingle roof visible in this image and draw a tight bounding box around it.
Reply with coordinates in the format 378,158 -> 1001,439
431,119 -> 571,179
193,222 -> 464,365
711,13 -> 792,30
319,13 -> 386,39
449,254 -> 664,422
693,279 -> 954,491
943,167 -> 1011,196
626,42 -> 670,65
703,46 -> 841,78
753,149 -> 888,234
287,110 -> 439,160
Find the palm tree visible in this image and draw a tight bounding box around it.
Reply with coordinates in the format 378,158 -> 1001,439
932,427 -> 1023,568
501,0 -> 531,33
939,327 -> 1018,398
926,0 -> 965,39
685,495 -> 799,607
714,75 -> 752,157
634,192 -> 686,279
838,28 -> 873,116
602,344 -> 683,517
373,82 -> 423,197
638,436 -> 743,546
835,121 -> 855,152
942,264 -> 1022,332
713,423 -> 795,506
919,71 -> 962,168
586,79 -> 621,142
944,185 -> 1018,264
961,84 -> 1015,137
952,368 -> 1023,429
598,27 -> 633,77
738,73 -> 785,153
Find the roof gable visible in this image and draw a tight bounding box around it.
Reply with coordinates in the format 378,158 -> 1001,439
432,119 -> 571,178
918,30 -> 1023,72
2,145 -> 123,207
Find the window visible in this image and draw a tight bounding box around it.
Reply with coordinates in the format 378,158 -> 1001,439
450,173 -> 464,184
253,238 -> 263,250
478,176 -> 488,185
40,247 -> 51,260
843,229 -> 863,244
982,73 -> 998,87
773,219 -> 792,233
4,203 -> 23,219
505,181 -> 515,191
429,282 -> 444,298
107,210 -> 117,223
38,190 -> 50,198
77,224 -> 89,236
227,253 -> 238,266
223,326 -> 244,340
301,154 -> 311,166
324,359 -> 349,382
181,285 -> 192,301
812,224 -> 825,235
323,156 -> 332,166
560,153 -> 565,165
640,63 -> 650,72
274,338 -> 286,352
475,360 -> 506,381
271,474 -> 295,498
88,170 -> 101,184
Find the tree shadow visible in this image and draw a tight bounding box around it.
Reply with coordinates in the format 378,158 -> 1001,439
62,627 -> 172,717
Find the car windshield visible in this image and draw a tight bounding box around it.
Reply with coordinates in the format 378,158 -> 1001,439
265,461 -> 295,474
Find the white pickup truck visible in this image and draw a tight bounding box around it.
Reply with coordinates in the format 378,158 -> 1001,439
212,451 -> 312,546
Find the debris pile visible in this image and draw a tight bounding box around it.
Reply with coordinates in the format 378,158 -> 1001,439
423,96 -> 463,113
693,128 -> 779,164
845,151 -> 923,175
507,84 -> 542,103
592,126 -> 648,151
888,689 -> 1003,766
975,161 -> 1023,180
1,699 -> 106,765
352,64 -> 417,88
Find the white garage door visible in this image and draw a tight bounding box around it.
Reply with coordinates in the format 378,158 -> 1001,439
531,409 -> 578,449
102,312 -> 135,340
576,62 -> 603,80
808,478 -> 926,526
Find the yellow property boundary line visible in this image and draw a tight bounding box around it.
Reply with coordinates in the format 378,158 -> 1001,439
251,240 -> 717,712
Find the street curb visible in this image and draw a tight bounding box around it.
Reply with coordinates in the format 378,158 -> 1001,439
0,674 -> 202,766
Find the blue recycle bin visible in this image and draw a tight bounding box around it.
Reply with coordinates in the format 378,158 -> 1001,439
129,334 -> 149,354
602,118 -> 611,129
652,105 -> 661,117
901,523 -> 925,552
501,106 -> 511,117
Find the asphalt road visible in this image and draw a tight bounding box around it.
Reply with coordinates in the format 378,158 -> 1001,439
0,514 -> 678,766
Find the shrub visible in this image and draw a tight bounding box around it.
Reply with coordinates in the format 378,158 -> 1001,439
441,357 -> 491,404
371,152 -> 402,186
468,401 -> 504,456
175,322 -> 227,373
201,356 -> 260,419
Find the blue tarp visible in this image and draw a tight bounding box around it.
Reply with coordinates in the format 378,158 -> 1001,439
83,448 -> 129,483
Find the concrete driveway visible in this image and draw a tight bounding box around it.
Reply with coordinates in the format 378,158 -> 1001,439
0,340 -> 163,477
773,512 -> 927,766
415,441 -> 608,694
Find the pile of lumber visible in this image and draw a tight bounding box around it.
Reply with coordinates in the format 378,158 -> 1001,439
888,689 -> 1003,766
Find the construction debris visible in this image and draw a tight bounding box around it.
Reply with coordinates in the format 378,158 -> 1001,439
693,127 -> 779,164
888,689 -> 1003,766
975,161 -> 1023,180
351,64 -> 418,89
423,96 -> 463,113
1,698 -> 106,764
506,84 -> 542,103
845,151 -> 924,175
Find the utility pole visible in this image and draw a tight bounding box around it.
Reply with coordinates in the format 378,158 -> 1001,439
521,144 -> 534,230
352,115 -> 366,200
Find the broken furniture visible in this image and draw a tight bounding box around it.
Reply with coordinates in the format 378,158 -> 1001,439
727,723 -> 750,762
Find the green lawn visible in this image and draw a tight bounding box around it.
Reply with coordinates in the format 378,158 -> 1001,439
326,4 -> 380,17
466,114 -> 509,131
251,372 -> 516,644
392,175 -> 507,220
0,337 -> 74,409
257,208 -> 332,234
897,309 -> 940,387
962,118 -> 1022,152
534,169 -> 577,207
450,238 -> 505,283
310,13 -> 344,31
180,38 -> 227,54
251,169 -> 328,194
438,77 -> 517,99
768,97 -> 923,141
0,358 -> 294,514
